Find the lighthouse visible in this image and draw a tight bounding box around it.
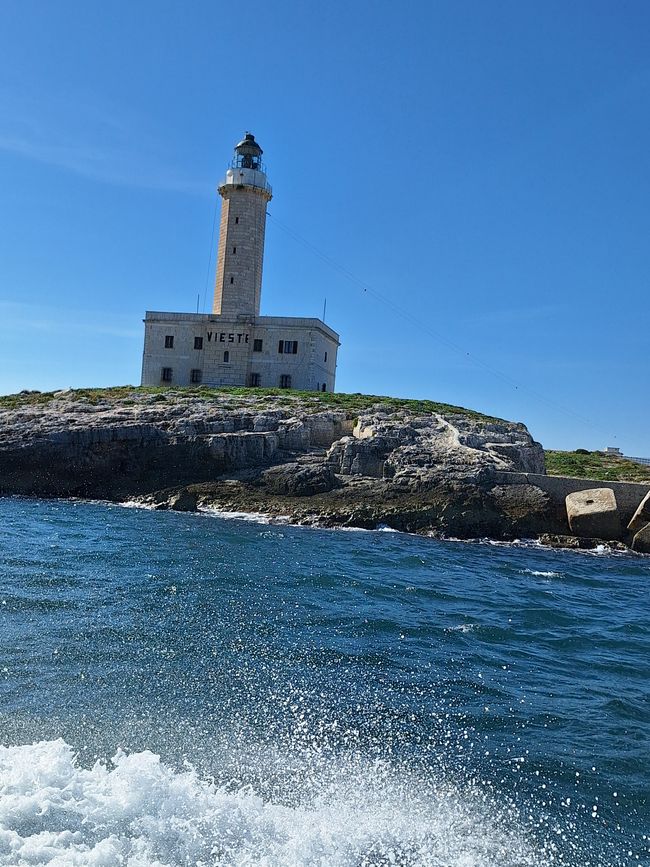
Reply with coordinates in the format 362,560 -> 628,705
213,133 -> 272,318
140,133 -> 339,392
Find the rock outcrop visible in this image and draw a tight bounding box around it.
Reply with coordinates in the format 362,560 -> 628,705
0,387 -> 553,539
0,392 -> 350,499
327,411 -> 545,485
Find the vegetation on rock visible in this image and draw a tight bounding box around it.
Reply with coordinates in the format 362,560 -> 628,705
545,450 -> 650,483
0,385 -> 503,422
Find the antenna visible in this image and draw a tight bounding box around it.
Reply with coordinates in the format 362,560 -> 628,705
322,297 -> 327,322
196,293 -> 200,314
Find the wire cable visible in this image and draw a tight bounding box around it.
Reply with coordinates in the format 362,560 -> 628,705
201,196 -> 219,314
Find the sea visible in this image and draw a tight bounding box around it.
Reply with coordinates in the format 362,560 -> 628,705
0,497 -> 648,866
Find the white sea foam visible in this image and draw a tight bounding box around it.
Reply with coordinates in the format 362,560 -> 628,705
0,739 -> 559,866
200,506 -> 278,524
445,623 -> 479,633
521,569 -> 563,578
440,536 -> 541,549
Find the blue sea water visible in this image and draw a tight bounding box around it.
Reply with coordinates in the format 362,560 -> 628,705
0,497 -> 648,866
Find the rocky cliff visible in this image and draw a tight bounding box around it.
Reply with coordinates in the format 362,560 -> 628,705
0,386 -> 554,538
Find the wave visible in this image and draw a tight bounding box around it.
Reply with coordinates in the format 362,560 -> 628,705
200,506 -> 284,524
0,739 -> 571,867
114,500 -> 639,559
520,569 -> 564,578
445,623 -> 479,633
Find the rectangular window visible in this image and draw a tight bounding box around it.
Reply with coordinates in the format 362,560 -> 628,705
190,368 -> 202,384
230,276 -> 234,284
164,335 -> 174,349
194,336 -> 203,350
321,383 -> 326,392
278,340 -> 298,354
324,351 -> 328,362
161,367 -> 173,382
253,339 -> 263,352
232,246 -> 237,254
223,350 -> 229,363
249,373 -> 261,387
280,374 -> 292,389
235,216 -> 239,224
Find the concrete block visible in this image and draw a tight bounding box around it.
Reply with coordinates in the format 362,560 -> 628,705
628,489 -> 650,535
632,522 -> 650,554
565,488 -> 621,540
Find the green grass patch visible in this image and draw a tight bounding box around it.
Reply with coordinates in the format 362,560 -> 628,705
545,450 -> 650,483
0,385 -> 503,421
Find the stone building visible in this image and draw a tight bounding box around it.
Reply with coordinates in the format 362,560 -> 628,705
141,133 -> 340,392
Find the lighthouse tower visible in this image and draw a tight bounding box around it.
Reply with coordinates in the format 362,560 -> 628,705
141,132 -> 339,392
212,133 -> 272,318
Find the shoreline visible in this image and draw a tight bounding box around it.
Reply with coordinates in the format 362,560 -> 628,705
1,386 -> 647,555
3,491 -> 644,557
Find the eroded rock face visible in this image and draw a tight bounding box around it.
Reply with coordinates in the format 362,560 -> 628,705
489,484 -> 553,536
0,389 -> 550,539
327,411 -> 545,488
565,488 -> 622,540
0,394 -> 350,499
261,462 -> 338,496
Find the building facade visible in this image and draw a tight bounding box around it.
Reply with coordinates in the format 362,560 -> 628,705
141,133 -> 339,392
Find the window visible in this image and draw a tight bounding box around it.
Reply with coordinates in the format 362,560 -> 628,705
235,216 -> 239,224
321,383 -> 326,392
164,335 -> 174,349
194,336 -> 203,350
253,339 -> 263,352
230,276 -> 234,284
161,367 -> 173,382
249,373 -> 261,387
280,374 -> 292,389
190,368 -> 202,384
278,340 -> 298,354
324,351 -> 328,362
232,246 -> 237,254
223,350 -> 229,363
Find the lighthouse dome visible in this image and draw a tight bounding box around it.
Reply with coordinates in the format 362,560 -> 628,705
234,133 -> 263,158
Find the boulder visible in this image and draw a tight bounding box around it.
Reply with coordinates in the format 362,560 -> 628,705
631,523 -> 650,554
565,488 -> 621,540
170,490 -> 198,512
539,533 -> 629,552
261,462 -> 338,496
627,490 -> 650,535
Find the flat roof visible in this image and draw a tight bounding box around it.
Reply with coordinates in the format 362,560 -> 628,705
144,311 -> 340,342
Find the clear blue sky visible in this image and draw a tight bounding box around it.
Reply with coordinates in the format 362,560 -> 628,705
0,1 -> 648,454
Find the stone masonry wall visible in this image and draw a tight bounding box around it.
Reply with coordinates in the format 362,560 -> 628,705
493,471 -> 650,526
213,186 -> 269,317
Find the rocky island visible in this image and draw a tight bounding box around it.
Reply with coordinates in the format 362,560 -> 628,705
1,386 -> 648,549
